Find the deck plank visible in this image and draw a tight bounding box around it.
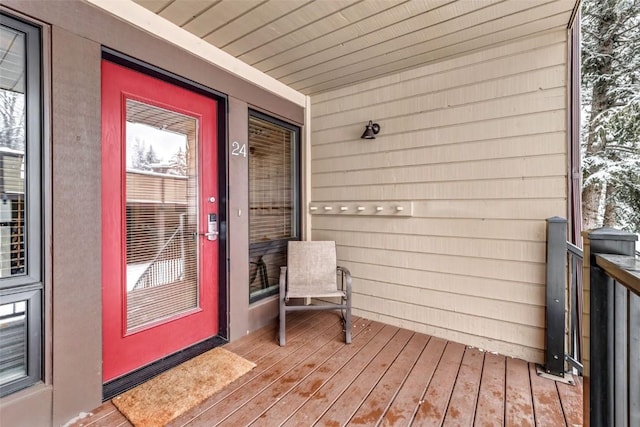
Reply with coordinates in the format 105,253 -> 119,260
505,357 -> 535,427
222,320 -> 278,355
249,319 -> 382,426
557,374 -> 583,426
315,328 -> 415,426
67,402 -> 126,427
413,341 -> 466,425
348,333 -> 430,426
220,318 -> 375,425
281,324 -> 400,426
379,336 -> 448,426
242,311 -> 338,363
474,352 -> 506,426
82,410 -> 131,427
72,313 -> 582,427
177,312 -> 346,425
170,311 -> 342,425
443,346 -> 485,427
529,363 -> 566,427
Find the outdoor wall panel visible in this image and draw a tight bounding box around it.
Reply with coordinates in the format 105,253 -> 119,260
310,30 -> 569,363
50,26 -> 103,425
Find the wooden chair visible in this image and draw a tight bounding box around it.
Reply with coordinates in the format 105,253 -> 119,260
278,241 -> 352,346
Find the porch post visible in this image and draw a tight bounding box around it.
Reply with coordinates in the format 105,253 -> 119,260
545,216 -> 567,377
584,227 -> 637,427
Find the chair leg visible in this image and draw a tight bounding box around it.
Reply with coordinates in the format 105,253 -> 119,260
279,294 -> 287,346
345,299 -> 352,345
279,266 -> 287,346
279,307 -> 286,346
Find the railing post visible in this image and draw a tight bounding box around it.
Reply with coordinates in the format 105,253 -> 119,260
545,217 -> 567,377
585,227 -> 637,427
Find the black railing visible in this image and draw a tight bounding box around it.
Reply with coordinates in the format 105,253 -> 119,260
587,227 -> 639,427
544,217 -> 583,378
566,240 -> 583,373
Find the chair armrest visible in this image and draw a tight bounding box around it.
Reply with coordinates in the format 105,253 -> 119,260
279,266 -> 288,300
336,266 -> 352,295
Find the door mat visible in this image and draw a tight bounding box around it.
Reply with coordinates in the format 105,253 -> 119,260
112,347 -> 256,427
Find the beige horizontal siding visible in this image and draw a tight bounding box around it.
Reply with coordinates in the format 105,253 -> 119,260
354,292 -> 544,346
313,217 -> 548,242
332,245 -> 546,285
313,132 -> 566,172
356,309 -> 545,363
312,199 -> 566,220
320,230 -> 546,263
312,110 -> 566,160
313,156 -> 567,185
347,262 -> 545,306
309,30 -> 569,364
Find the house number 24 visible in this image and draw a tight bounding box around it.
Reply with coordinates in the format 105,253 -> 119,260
231,141 -> 247,157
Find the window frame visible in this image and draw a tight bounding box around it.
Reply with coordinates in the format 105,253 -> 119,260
247,110 -> 301,303
0,12 -> 42,290
0,11 -> 43,397
0,286 -> 41,396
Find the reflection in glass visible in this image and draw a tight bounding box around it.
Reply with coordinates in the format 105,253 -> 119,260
0,25 -> 26,278
125,100 -> 199,330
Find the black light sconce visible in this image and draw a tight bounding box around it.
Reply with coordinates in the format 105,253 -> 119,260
360,120 -> 381,139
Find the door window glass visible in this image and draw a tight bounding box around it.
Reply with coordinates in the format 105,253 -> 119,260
125,100 -> 199,331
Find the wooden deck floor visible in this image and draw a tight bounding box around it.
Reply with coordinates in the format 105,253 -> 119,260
72,311 -> 582,426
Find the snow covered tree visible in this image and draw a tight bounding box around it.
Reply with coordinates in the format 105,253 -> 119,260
167,146 -> 188,176
581,0 -> 640,233
145,145 -> 160,166
131,138 -> 149,170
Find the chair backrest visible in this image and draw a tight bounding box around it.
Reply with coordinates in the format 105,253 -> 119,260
287,241 -> 337,294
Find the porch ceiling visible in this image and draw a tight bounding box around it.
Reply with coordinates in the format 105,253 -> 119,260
133,0 -> 578,96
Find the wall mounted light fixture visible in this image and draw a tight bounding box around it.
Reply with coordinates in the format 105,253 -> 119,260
360,120 -> 381,139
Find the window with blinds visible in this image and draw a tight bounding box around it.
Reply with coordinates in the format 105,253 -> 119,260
0,24 -> 27,279
0,12 -> 43,398
248,113 -> 300,302
125,100 -> 199,331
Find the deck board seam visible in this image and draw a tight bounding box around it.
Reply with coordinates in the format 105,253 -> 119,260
310,327 -> 406,425
275,320 -> 386,426
407,338 -> 449,426
341,330 -> 418,426
202,315 -> 347,425
175,313 -> 346,425
375,334 -> 432,427
240,318 -> 377,425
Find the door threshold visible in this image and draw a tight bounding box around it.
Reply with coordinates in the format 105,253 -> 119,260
102,335 -> 227,400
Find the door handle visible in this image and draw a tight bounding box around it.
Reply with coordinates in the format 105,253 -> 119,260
192,231 -> 219,241
204,231 -> 219,240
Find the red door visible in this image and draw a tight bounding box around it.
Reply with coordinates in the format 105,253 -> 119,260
101,60 -> 218,381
